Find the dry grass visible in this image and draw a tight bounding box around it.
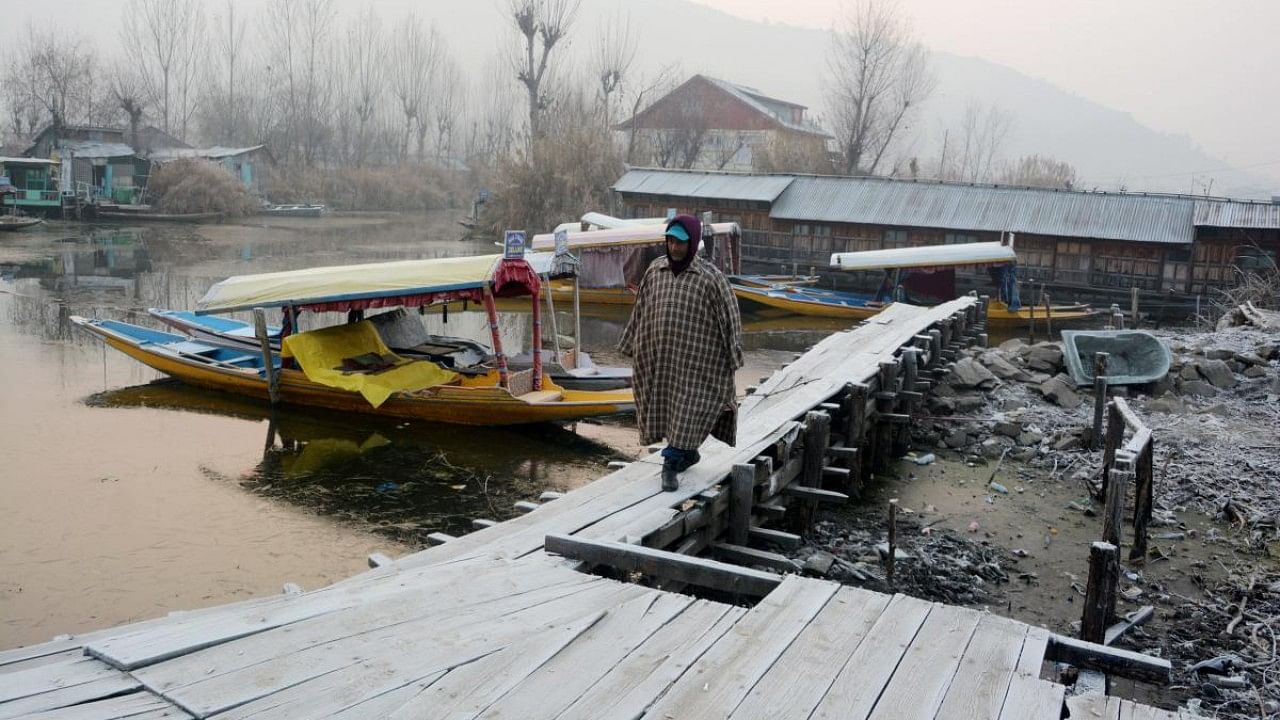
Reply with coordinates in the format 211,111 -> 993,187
260,164 -> 463,211
149,159 -> 259,217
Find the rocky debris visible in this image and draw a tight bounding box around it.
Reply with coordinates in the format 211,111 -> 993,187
998,338 -> 1026,353
1039,373 -> 1083,407
980,437 -> 1014,458
1196,359 -> 1239,388
1017,430 -> 1044,446
953,394 -> 986,413
994,420 -> 1023,438
1203,348 -> 1236,360
1052,433 -> 1082,451
979,351 -> 1032,382
1023,343 -> 1065,373
1234,351 -> 1267,367
802,550 -> 836,576
944,428 -> 971,449
1179,379 -> 1219,397
948,357 -> 997,389
1244,365 -> 1268,379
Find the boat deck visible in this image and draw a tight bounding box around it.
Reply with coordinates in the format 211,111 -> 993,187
1,298 -> 1182,719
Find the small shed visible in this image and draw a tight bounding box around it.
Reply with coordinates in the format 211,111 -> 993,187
147,145 -> 270,191
0,157 -> 61,212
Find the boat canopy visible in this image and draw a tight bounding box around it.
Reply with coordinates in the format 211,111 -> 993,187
830,242 -> 1017,272
198,253 -> 551,314
531,222 -> 741,251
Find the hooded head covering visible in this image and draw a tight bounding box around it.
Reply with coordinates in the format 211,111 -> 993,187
664,214 -> 702,276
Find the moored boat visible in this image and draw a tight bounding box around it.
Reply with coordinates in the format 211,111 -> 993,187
97,210 -> 223,223
0,215 -> 44,232
77,253 -> 635,425
260,203 -> 325,218
730,283 -> 884,319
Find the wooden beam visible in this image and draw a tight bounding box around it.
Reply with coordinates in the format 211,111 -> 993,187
729,464 -> 755,546
544,533 -> 782,597
710,542 -> 802,573
1045,634 -> 1171,684
367,552 -> 393,568
1091,352 -> 1110,450
1131,439 -> 1155,562
748,526 -> 801,551
1081,541 -> 1118,644
426,532 -> 456,546
783,485 -> 849,504
513,500 -> 541,514
253,308 -> 280,405
471,518 -> 498,530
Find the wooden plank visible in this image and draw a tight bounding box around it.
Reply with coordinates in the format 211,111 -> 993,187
748,526 -> 801,551
159,577 -> 644,718
0,650 -> 84,679
1045,634 -> 1171,683
0,657 -> 120,704
782,486 -> 849,503
545,533 -> 782,597
1016,627 -> 1051,678
710,542 -> 803,573
644,576 -> 839,719
1121,699 -> 1182,720
996,675 -> 1065,720
474,593 -> 693,719
810,594 -> 934,720
382,610 -> 607,719
555,602 -> 745,720
934,614 -> 1028,720
1066,693 -> 1123,720
862,604 -> 982,720
0,674 -> 141,720
730,587 -> 892,720
2,691 -> 190,720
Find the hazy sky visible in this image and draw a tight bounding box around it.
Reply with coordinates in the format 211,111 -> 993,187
695,0 -> 1280,185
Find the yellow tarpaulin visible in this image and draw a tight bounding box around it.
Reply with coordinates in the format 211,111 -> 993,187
281,321 -> 457,408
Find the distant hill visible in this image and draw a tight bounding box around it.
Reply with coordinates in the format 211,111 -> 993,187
417,0 -> 1272,198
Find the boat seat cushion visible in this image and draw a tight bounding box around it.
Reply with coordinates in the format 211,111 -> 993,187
517,390 -> 563,403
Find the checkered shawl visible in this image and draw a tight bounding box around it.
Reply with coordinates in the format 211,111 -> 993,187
618,255 -> 743,449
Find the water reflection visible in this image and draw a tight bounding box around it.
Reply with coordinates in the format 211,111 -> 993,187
87,379 -> 619,541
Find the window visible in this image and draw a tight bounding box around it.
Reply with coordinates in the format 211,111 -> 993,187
944,233 -> 977,245
883,229 -> 908,248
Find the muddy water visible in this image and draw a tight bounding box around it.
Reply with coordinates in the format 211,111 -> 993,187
0,213 -> 847,649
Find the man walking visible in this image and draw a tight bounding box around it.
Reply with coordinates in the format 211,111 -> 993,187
619,214 -> 743,491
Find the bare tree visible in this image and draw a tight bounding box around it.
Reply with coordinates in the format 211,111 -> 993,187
389,15 -> 440,163
945,100 -> 1013,182
825,0 -> 934,175
261,0 -> 334,165
109,66 -> 147,150
432,57 -> 462,165
121,0 -> 205,139
464,59 -> 518,167
592,10 -> 638,132
4,25 -> 99,133
621,65 -> 678,164
507,0 -> 581,144
342,7 -> 384,166
998,154 -> 1077,189
206,0 -> 249,143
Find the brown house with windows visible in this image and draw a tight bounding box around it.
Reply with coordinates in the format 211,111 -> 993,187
613,168 -> 1280,313
615,75 -> 831,172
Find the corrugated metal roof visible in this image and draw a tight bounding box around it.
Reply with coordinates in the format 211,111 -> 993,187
0,157 -> 57,165
614,169 -> 794,203
149,145 -> 266,161
64,141 -> 136,159
1193,199 -> 1280,229
770,176 -> 1197,245
702,77 -> 830,137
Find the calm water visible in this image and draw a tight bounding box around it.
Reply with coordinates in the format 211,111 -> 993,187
0,213 -> 851,648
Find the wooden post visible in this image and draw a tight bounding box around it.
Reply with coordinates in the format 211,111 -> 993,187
254,308 -> 280,405
845,383 -> 869,492
1091,352 -> 1110,450
544,275 -> 562,366
978,294 -> 990,327
803,410 -> 831,488
1100,402 -> 1124,498
1044,292 -> 1053,340
729,464 -> 754,546
927,329 -> 943,369
886,498 -> 899,585
1081,541 -> 1119,644
1028,294 -> 1036,344
1130,286 -> 1140,328
875,361 -> 898,470
1130,441 -> 1155,562
1102,467 -> 1132,549
573,276 -> 582,352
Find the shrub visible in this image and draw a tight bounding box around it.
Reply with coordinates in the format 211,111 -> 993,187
148,159 -> 259,217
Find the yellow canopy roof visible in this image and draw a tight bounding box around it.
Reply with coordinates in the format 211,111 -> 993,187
530,222 -> 740,251
198,254 -> 507,313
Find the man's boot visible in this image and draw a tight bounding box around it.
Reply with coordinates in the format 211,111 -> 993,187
661,463 -> 679,491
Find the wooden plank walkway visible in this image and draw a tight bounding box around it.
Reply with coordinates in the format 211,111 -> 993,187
1,298 -> 1181,719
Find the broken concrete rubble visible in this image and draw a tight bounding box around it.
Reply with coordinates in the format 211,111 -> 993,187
1039,373 -> 1083,407
948,357 -> 998,389
1195,359 -> 1238,389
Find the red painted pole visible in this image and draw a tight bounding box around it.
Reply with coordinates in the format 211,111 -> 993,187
530,276 -> 543,391
482,288 -> 509,390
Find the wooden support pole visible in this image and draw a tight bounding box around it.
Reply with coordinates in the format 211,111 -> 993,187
1130,286 -> 1140,328
729,463 -> 754,546
1028,294 -> 1037,344
896,349 -> 919,455
802,411 -> 831,488
927,329 -> 943,369
1081,541 -> 1119,644
886,498 -> 899,585
1044,292 -> 1053,340
1046,634 -> 1171,684
1100,402 -> 1124,497
845,383 -> 869,492
254,308 -> 280,405
1130,440 -> 1155,562
1102,468 -> 1132,549
875,361 -> 899,468
978,294 -> 990,327
1090,352 -> 1110,450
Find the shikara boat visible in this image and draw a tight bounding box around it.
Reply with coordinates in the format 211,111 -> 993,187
829,241 -> 1096,328
148,307 -> 632,391
0,215 -> 44,231
731,283 -> 885,319
260,203 -> 325,218
97,210 -> 223,223
76,254 -> 634,425
1061,330 -> 1171,386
